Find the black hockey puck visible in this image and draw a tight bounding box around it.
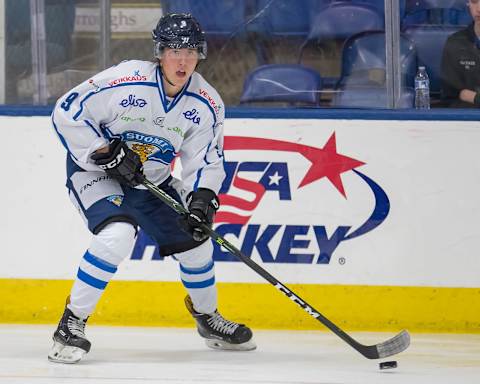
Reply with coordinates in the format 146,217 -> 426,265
379,361 -> 397,370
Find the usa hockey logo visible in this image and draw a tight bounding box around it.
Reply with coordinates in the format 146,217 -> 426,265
130,132 -> 390,264
212,133 -> 389,264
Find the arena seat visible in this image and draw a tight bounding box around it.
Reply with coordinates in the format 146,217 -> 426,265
336,31 -> 417,89
402,0 -> 471,27
298,2 -> 385,62
307,1 -> 385,40
253,0 -> 315,37
240,64 -> 322,105
340,0 -> 408,22
162,0 -> 247,36
403,25 -> 463,97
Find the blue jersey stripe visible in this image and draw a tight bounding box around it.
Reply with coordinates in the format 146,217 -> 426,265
100,124 -> 116,140
51,113 -> 78,161
168,76 -> 191,112
149,157 -> 174,165
73,82 -> 158,120
83,119 -> 102,138
83,251 -> 117,273
184,91 -> 224,190
181,276 -> 216,289
156,67 -> 169,113
156,67 -> 192,113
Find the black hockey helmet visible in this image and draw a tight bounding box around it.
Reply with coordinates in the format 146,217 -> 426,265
152,13 -> 207,59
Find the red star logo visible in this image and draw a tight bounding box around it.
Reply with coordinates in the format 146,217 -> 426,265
298,132 -> 364,197
223,133 -> 365,199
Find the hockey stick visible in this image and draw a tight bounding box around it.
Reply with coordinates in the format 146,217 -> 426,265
140,177 -> 410,359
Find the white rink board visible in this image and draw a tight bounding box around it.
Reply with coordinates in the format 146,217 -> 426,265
2,116 -> 480,288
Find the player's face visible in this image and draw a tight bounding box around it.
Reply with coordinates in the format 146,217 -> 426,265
469,0 -> 480,21
160,48 -> 199,87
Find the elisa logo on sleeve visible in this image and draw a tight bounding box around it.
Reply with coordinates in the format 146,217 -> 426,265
183,108 -> 201,125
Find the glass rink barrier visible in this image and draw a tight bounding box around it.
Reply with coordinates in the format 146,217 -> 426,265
0,0 -> 477,108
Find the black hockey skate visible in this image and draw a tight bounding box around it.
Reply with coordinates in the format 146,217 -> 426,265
48,306 -> 91,364
185,295 -> 256,351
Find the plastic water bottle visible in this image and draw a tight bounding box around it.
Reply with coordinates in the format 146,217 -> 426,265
414,66 -> 430,109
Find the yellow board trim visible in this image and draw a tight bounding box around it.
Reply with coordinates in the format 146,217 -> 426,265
1,279 -> 479,332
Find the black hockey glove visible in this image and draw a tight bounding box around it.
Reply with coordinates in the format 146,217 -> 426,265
91,139 -> 144,187
179,188 -> 219,242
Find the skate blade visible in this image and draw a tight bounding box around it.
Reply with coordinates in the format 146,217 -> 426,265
48,340 -> 87,364
205,338 -> 257,351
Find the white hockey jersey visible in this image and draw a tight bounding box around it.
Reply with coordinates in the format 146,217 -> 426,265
52,60 -> 225,194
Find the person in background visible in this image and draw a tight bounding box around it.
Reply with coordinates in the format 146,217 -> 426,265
48,13 -> 255,364
440,0 -> 480,107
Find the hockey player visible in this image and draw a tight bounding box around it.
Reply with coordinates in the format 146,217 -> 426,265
48,13 -> 255,364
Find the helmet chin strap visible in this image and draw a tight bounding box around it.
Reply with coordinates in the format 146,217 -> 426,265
164,74 -> 176,87
159,64 -> 177,87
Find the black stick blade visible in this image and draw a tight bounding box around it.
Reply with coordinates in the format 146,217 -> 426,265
375,330 -> 410,359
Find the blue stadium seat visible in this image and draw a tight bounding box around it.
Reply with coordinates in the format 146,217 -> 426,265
253,0 -> 317,37
355,0 -> 391,14
403,25 -> 462,96
162,0 -> 247,36
346,0 -> 407,19
299,2 -> 385,61
332,87 -> 415,108
307,2 -> 384,41
240,64 -> 322,105
402,0 -> 471,26
337,31 -> 417,88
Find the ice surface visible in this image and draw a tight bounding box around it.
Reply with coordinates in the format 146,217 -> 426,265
0,325 -> 478,384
